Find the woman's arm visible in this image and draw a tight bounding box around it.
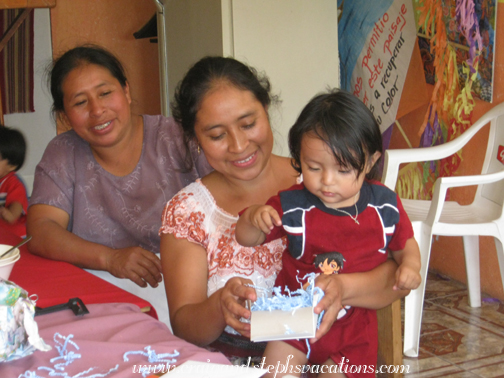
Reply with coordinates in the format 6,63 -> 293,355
311,259 -> 408,342
161,233 -> 257,346
27,204 -> 162,288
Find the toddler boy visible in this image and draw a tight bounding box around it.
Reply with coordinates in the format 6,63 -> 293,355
0,126 -> 28,238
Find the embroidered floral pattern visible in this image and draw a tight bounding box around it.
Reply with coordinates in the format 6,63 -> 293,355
161,191 -> 209,247
160,181 -> 284,289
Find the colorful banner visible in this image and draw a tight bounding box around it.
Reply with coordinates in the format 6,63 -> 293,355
338,0 -> 418,132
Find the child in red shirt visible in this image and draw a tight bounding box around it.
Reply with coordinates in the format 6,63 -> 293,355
236,90 -> 421,377
0,126 -> 28,238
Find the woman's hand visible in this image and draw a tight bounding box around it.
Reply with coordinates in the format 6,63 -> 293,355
105,247 -> 163,288
219,276 -> 257,338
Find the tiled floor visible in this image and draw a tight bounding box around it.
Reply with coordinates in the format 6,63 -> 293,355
402,271 -> 504,378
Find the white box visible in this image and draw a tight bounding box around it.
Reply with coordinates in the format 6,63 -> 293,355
250,306 -> 318,342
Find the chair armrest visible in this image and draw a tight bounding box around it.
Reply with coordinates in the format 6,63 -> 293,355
382,135 -> 485,190
381,141 -> 476,190
425,169 -> 504,226
436,169 -> 504,189
381,148 -> 428,189
381,102 -> 504,190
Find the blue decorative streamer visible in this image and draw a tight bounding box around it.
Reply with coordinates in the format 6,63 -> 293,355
50,334 -> 81,370
248,273 -> 325,313
123,346 -> 179,377
123,345 -> 179,363
19,333 -> 120,378
18,372 -> 45,378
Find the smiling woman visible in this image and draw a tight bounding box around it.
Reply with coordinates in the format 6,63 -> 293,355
158,58 -> 410,367
26,45 -> 213,328
159,57 -> 298,359
60,64 -> 134,155
193,84 -> 274,185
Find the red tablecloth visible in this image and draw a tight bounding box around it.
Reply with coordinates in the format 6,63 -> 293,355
1,228 -> 157,318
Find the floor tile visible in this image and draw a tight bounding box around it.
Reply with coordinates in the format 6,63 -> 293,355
403,365 -> 467,378
459,354 -> 504,373
469,359 -> 504,378
402,270 -> 504,378
403,354 -> 451,373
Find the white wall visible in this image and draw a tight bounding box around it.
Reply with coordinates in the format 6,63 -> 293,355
229,0 -> 339,156
160,0 -> 339,157
5,9 -> 55,196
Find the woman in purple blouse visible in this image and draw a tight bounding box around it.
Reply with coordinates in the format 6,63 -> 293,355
26,45 -> 213,327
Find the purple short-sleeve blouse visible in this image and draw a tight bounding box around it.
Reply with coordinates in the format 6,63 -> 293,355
30,115 -> 213,254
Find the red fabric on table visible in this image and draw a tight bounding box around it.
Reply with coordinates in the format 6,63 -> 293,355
1,228 -> 157,319
0,303 -> 230,377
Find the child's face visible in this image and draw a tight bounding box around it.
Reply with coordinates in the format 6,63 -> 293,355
300,133 -> 378,209
0,158 -> 16,179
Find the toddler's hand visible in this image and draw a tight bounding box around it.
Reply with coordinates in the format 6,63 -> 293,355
251,205 -> 281,235
394,263 -> 421,291
0,206 -> 14,223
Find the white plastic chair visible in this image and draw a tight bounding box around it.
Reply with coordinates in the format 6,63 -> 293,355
381,102 -> 504,357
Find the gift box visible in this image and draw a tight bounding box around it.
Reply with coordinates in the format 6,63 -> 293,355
249,274 -> 323,342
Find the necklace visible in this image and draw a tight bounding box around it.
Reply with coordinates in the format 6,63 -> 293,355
333,192 -> 360,225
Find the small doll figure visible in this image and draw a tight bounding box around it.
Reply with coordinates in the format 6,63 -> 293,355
314,251 -> 345,275
303,252 -> 345,290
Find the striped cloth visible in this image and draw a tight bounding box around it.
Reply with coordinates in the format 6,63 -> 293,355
0,9 -> 34,115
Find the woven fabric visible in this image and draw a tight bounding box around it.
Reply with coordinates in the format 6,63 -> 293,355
0,9 -> 34,115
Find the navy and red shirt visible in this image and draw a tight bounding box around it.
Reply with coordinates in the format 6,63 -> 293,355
264,180 -> 414,291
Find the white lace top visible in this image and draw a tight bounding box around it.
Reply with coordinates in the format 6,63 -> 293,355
160,179 -> 285,299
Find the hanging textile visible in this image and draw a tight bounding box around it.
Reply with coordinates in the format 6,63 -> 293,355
0,9 -> 35,115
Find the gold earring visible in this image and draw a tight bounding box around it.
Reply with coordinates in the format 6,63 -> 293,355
197,144 -> 201,154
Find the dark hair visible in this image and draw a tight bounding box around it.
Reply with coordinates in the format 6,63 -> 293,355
314,251 -> 346,270
172,56 -> 274,149
289,89 -> 382,180
49,45 -> 128,116
0,126 -> 26,171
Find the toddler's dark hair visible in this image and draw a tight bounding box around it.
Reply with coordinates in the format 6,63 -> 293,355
0,126 -> 26,171
289,89 -> 382,180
